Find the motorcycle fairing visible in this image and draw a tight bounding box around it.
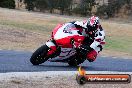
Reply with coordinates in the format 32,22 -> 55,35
48,48 -> 76,62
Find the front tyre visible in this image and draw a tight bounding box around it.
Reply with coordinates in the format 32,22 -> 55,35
30,45 -> 49,65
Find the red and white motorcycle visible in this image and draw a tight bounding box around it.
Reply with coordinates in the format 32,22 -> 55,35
30,23 -> 93,66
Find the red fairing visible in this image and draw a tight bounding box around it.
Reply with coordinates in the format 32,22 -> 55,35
55,36 -> 72,48
52,24 -> 63,38
47,46 -> 57,55
73,35 -> 85,43
87,50 -> 97,61
55,35 -> 85,48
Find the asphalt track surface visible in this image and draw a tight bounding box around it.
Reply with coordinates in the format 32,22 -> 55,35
0,50 -> 132,73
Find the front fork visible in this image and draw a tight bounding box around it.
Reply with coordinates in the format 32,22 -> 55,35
46,39 -> 61,58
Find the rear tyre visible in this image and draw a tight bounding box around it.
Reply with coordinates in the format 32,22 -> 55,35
30,45 -> 49,65
68,54 -> 86,66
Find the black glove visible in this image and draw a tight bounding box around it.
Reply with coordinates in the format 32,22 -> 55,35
76,44 -> 93,57
80,44 -> 93,51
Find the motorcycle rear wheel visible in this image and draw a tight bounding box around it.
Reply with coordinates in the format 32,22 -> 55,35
30,45 -> 49,65
68,54 -> 86,66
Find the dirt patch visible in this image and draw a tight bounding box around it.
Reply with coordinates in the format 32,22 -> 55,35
0,24 -> 49,51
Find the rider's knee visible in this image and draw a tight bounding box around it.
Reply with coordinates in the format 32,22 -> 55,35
86,50 -> 97,62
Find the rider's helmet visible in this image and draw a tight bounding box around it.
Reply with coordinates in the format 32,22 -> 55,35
86,16 -> 100,34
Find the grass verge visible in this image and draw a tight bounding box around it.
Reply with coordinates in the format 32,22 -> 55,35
105,37 -> 132,54
0,20 -> 54,33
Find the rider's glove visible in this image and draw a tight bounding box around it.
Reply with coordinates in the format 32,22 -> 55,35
76,44 -> 93,57
79,44 -> 93,51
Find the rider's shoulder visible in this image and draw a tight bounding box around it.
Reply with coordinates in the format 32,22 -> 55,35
98,25 -> 104,31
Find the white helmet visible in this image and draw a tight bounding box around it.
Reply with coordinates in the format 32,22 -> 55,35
87,16 -> 100,33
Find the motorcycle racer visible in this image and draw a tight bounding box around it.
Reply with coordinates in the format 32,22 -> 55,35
46,16 -> 105,62
73,16 -> 105,62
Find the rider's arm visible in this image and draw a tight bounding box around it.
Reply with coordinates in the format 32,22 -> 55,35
90,26 -> 105,53
72,20 -> 87,29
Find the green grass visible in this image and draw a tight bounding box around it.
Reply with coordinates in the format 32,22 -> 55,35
105,36 -> 132,54
0,20 -> 54,33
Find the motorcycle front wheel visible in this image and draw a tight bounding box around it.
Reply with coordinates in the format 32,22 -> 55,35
30,45 -> 49,65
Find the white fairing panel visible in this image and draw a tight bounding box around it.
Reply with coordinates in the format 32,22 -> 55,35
90,29 -> 105,53
46,41 -> 56,47
54,23 -> 83,40
51,48 -> 76,60
74,21 -> 87,28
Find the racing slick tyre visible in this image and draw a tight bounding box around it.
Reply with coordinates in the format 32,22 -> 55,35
68,54 -> 86,66
30,45 -> 49,65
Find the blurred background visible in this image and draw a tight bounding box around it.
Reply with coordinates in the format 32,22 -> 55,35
0,0 -> 132,19
0,0 -> 132,58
